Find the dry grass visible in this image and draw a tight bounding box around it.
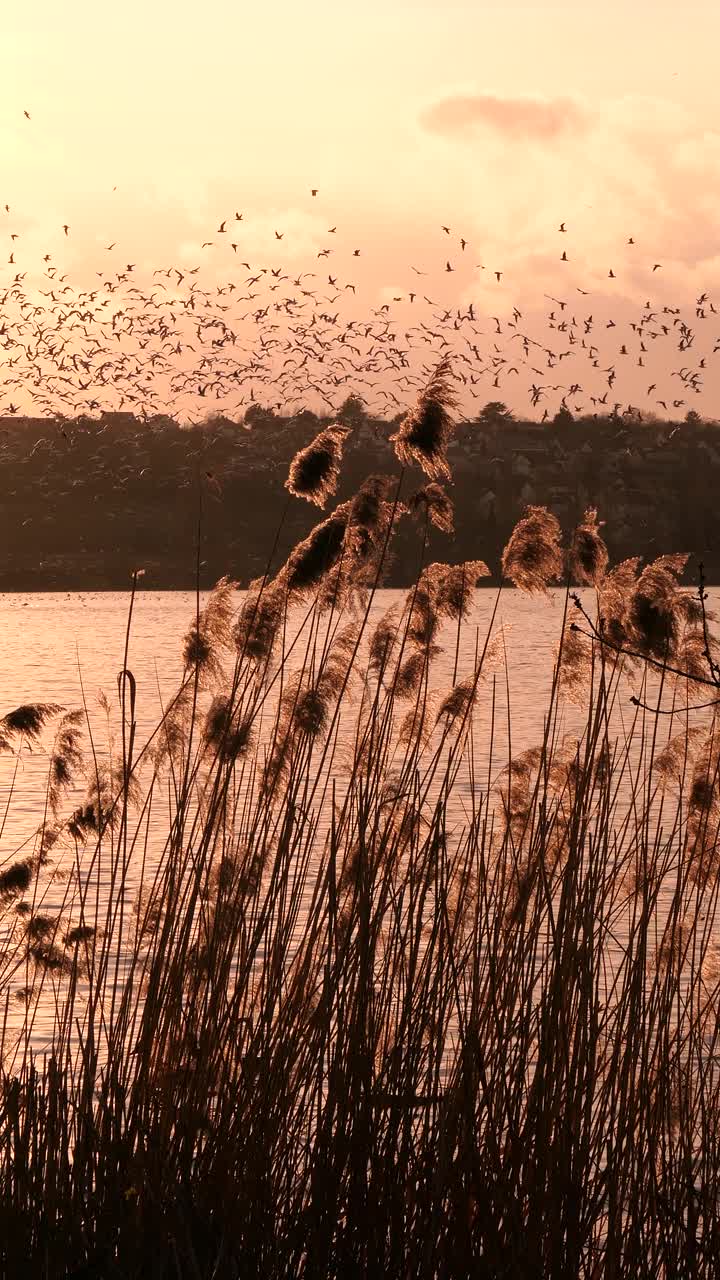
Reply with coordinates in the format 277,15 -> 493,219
0,362 -> 719,1277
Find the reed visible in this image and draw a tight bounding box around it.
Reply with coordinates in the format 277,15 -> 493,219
1,361 -> 719,1277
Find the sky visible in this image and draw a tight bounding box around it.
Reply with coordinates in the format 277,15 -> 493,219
1,0 -> 719,418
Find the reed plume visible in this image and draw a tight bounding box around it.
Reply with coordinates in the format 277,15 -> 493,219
283,509 -> 349,597
436,673 -> 478,725
389,355 -> 457,481
48,709 -> 85,816
368,604 -> 400,677
567,507 -> 609,585
0,702 -> 63,751
0,857 -> 35,901
285,422 -> 350,508
431,559 -> 490,619
627,553 -> 688,659
501,505 -> 564,593
654,725 -> 705,785
558,621 -> 593,702
408,482 -> 455,534
393,648 -> 434,698
348,474 -> 397,529
597,555 -> 641,648
182,575 -> 238,678
234,576 -> 287,664
203,694 -> 255,761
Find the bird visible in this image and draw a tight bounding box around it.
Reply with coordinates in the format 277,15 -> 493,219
652,263 -> 662,271
217,221 -> 226,233
275,231 -> 283,240
445,262 -> 454,273
608,269 -> 615,278
62,225 -> 69,236
23,110 -> 30,120
558,222 -> 567,232
561,251 -> 568,262
311,189 -> 318,196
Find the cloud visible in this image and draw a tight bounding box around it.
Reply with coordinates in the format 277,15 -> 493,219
420,93 -> 590,142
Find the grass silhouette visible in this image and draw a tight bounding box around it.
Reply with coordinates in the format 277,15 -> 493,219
0,361 -> 719,1277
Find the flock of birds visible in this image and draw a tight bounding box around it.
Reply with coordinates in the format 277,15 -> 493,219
0,176 -> 717,426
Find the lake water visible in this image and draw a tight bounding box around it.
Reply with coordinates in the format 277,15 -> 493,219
0,587 -> 712,1053
0,586 -> 591,849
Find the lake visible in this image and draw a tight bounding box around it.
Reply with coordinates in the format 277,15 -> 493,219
0,586 -> 712,1053
0,585 -> 595,851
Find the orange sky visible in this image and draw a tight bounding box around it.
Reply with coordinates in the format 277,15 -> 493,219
1,0 -> 719,418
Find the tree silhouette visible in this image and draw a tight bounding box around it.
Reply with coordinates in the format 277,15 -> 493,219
553,406 -> 574,428
338,394 -> 366,428
478,401 -> 514,428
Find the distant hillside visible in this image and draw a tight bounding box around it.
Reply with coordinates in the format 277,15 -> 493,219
0,403 -> 717,589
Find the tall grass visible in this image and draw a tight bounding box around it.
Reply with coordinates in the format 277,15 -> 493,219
1,368 -> 720,1277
